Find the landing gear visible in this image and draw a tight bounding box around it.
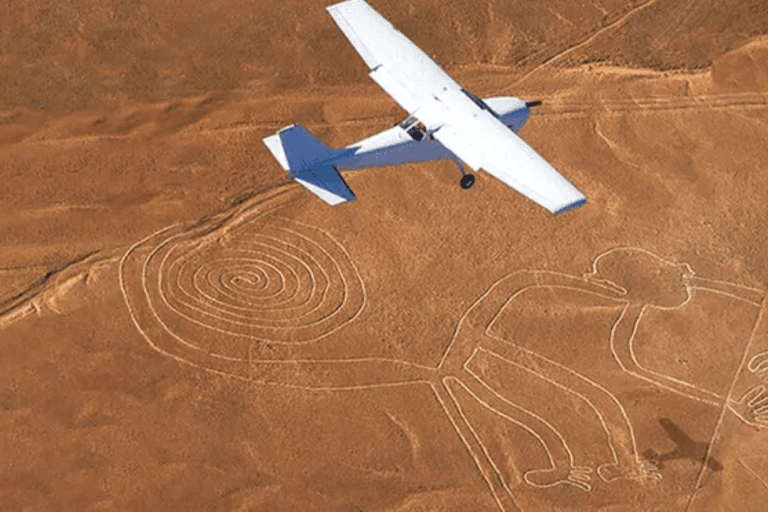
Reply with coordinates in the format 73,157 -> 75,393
453,158 -> 474,189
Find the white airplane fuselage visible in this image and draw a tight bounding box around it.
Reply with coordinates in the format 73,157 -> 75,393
319,95 -> 532,171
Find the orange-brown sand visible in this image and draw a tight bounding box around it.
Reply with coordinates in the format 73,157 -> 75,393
2,1 -> 768,510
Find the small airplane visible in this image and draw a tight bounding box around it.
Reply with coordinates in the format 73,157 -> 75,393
263,0 -> 586,215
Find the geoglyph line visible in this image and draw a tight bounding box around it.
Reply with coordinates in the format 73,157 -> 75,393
687,301 -> 767,510
155,230 -> 342,332
737,458 -> 768,493
119,190 -> 765,511
136,203 -> 365,361
430,247 -> 763,504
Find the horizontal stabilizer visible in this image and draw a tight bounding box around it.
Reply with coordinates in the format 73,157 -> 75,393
262,124 -> 335,174
294,164 -> 356,206
263,124 -> 353,206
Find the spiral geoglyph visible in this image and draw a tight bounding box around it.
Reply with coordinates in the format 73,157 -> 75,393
119,187 -> 365,365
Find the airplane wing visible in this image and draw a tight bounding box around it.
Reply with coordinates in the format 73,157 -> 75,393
432,111 -> 587,215
326,0 -> 461,113
327,0 -> 586,214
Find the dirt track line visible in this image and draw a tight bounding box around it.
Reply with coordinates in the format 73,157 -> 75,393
9,102 -> 760,148
0,250 -> 101,317
737,458 -> 768,493
648,0 -> 700,50
502,0 -> 663,92
546,91 -> 768,104
0,250 -> 120,328
526,91 -> 768,117
687,300 -> 768,510
537,100 -> 768,117
8,90 -> 766,149
7,115 -> 394,148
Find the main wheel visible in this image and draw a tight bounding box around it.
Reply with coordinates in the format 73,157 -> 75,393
460,174 -> 475,189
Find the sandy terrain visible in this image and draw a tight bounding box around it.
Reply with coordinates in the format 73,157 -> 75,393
2,0 -> 768,510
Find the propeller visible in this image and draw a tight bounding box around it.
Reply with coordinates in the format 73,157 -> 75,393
525,100 -> 542,108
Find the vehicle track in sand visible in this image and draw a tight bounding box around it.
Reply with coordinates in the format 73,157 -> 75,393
6,91 -> 765,149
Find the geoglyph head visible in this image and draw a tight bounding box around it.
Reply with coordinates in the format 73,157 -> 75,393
586,248 -> 695,308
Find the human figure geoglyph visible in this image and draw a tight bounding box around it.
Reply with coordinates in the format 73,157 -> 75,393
120,195 -> 767,510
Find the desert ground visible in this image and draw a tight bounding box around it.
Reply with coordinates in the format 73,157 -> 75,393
2,0 -> 768,510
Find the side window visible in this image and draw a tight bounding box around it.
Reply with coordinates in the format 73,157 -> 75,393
406,123 -> 426,141
398,115 -> 418,129
399,116 -> 426,141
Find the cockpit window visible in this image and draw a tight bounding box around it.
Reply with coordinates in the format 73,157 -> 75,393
398,115 -> 419,129
396,90 -> 498,141
398,116 -> 426,141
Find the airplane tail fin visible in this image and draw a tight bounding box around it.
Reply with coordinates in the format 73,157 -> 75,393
263,124 -> 355,205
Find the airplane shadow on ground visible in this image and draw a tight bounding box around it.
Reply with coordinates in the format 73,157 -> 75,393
644,418 -> 724,473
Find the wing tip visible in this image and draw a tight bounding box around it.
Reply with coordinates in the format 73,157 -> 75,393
553,197 -> 586,215
326,0 -> 364,13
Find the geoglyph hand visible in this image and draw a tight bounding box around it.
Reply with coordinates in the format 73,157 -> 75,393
729,385 -> 768,430
748,351 -> 768,380
598,458 -> 662,484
